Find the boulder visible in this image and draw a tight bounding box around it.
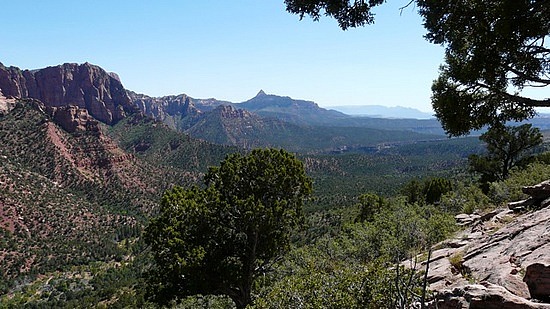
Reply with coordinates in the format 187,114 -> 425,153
508,180 -> 550,210
455,213 -> 481,226
524,263 -> 550,302
509,198 -> 537,211
522,181 -> 550,199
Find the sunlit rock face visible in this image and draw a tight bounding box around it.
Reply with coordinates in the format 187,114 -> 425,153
419,181 -> 550,308
0,62 -> 137,125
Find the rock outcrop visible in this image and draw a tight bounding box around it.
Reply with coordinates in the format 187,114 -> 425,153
524,263 -> 550,302
420,182 -> 550,308
213,104 -> 254,119
46,105 -> 100,134
127,91 -> 204,130
509,181 -> 550,211
0,87 -> 16,115
0,62 -> 138,125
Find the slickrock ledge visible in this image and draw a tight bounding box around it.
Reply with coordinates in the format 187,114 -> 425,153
422,181 -> 550,308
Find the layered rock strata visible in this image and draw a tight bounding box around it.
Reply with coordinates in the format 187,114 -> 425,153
0,62 -> 137,125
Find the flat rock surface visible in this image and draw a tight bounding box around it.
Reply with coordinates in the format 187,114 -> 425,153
422,205 -> 550,308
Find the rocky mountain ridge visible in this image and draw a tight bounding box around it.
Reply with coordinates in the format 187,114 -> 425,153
0,99 -> 147,282
1,61 -> 548,307
0,62 -> 138,125
0,62 -> 444,156
238,89 -> 346,122
128,88 -> 449,136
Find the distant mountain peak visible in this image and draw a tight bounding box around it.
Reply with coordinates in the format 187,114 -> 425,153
256,89 -> 267,97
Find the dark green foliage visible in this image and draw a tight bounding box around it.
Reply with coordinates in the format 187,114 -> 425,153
489,160 -> 550,205
284,0 -> 385,30
0,101 -> 145,287
469,124 -> 543,191
1,99 -> 475,308
401,179 -> 424,205
533,151 -> 550,165
253,198 -> 456,308
0,99 -> 480,307
188,112 -> 446,153
468,154 -> 502,192
440,182 -> 491,214
355,193 -> 386,223
422,0 -> 550,135
354,200 -> 455,262
145,149 -> 312,308
107,114 -> 235,172
305,137 -> 481,212
0,252 -> 150,308
423,177 -> 453,205
401,177 -> 453,205
0,101 -> 235,307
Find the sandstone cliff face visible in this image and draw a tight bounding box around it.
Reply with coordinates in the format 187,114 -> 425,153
128,91 -> 202,126
0,86 -> 16,115
46,105 -> 100,134
0,62 -> 137,125
128,91 -> 206,132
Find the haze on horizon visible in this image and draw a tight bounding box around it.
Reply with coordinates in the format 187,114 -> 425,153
2,1 -> 547,114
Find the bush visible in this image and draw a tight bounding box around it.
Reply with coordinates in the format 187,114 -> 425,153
440,182 -> 491,214
401,177 -> 453,206
489,162 -> 550,204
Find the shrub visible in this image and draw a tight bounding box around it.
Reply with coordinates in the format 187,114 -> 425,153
489,162 -> 550,204
440,183 -> 491,214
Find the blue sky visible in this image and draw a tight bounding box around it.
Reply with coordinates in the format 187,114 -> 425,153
3,1 -> 447,112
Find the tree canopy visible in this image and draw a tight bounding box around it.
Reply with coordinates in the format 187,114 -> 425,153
285,0 -> 550,135
144,148 -> 312,308
469,124 -> 543,191
284,0 -> 385,30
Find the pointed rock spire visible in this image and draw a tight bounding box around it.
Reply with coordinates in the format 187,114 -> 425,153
256,89 -> 267,97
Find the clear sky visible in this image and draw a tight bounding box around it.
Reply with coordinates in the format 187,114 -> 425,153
2,1 -> 448,112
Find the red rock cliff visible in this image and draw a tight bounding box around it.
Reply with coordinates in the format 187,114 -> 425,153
0,62 -> 137,124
